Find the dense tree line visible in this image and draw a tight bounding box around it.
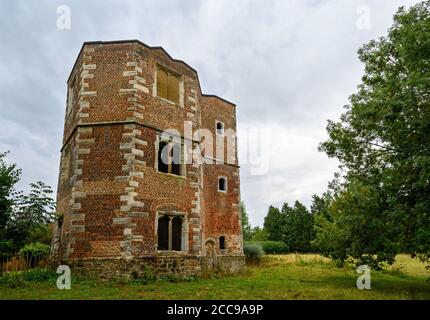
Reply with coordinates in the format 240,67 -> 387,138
241,199 -> 318,253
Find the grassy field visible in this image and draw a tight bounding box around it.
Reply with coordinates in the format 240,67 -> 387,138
0,254 -> 429,300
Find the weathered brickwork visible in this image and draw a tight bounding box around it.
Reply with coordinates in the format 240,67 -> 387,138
52,40 -> 244,278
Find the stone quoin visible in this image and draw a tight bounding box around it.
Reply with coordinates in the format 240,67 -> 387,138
51,40 -> 245,278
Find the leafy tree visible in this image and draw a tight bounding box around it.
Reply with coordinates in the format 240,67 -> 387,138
240,201 -> 252,241
0,152 -> 55,260
27,225 -> 52,245
5,181 -> 56,250
0,151 -> 21,229
310,194 -> 331,220
312,181 -> 400,269
14,181 -> 56,226
318,2 -> 430,267
281,201 -> 315,252
0,152 -> 21,260
251,226 -> 269,241
19,242 -> 51,267
263,206 -> 285,241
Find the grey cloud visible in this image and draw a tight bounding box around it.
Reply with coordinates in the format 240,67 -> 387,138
0,0 -> 421,226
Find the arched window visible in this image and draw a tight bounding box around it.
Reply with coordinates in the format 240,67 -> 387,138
219,236 -> 226,250
216,121 -> 224,135
218,177 -> 227,192
157,216 -> 169,250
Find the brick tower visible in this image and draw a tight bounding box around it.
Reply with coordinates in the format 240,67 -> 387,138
51,40 -> 244,277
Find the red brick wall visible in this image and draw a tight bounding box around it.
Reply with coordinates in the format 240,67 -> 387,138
202,163 -> 242,255
53,41 -> 243,263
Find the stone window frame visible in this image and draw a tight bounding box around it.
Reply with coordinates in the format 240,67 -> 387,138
66,73 -> 77,117
153,64 -> 184,108
215,120 -> 225,136
60,144 -> 71,184
218,176 -> 227,193
154,134 -> 187,178
155,210 -> 189,253
219,235 -> 227,254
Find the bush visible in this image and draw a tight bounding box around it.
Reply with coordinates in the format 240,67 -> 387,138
243,243 -> 264,263
245,241 -> 289,254
129,265 -> 157,284
0,272 -> 26,288
21,268 -> 55,282
0,268 -> 56,288
262,241 -> 289,254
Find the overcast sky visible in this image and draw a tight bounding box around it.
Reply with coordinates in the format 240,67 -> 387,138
0,0 -> 422,226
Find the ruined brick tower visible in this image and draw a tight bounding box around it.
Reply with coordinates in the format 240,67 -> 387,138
51,40 -> 244,277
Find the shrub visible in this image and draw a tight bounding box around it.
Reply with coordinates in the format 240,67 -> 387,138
243,243 -> 264,263
0,272 -> 26,288
130,265 -> 157,284
261,241 -> 289,254
0,268 -> 56,288
245,241 -> 289,254
21,268 -> 55,282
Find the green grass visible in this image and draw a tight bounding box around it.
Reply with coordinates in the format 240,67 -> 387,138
0,254 -> 429,300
